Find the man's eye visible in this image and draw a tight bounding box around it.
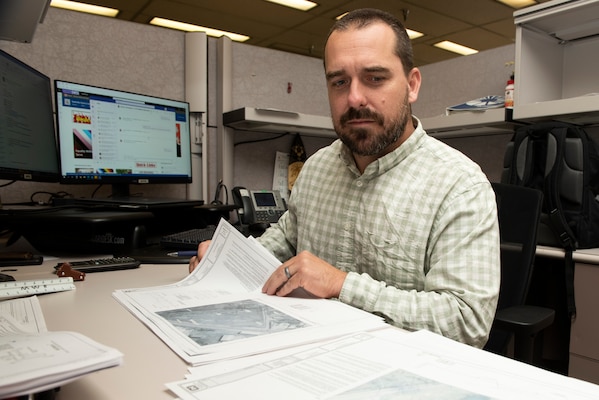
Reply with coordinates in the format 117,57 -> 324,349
331,79 -> 347,88
368,76 -> 385,83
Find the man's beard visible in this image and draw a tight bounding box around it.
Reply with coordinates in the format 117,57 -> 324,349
335,96 -> 410,157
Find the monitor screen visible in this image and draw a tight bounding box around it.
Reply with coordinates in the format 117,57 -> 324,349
54,80 -> 193,197
0,49 -> 59,182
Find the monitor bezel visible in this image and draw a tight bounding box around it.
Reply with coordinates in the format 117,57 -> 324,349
0,49 -> 60,183
54,80 -> 193,192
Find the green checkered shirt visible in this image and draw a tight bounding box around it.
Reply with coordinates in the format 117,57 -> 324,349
258,118 -> 500,348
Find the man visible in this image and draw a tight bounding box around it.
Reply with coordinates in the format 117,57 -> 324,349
191,8 -> 500,348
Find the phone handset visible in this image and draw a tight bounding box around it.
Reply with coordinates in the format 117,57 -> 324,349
232,186 -> 255,225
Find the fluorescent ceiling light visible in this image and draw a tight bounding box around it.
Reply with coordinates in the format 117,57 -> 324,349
264,0 -> 318,11
434,40 -> 478,56
406,29 -> 424,40
150,17 -> 250,42
50,0 -> 119,17
496,0 -> 537,8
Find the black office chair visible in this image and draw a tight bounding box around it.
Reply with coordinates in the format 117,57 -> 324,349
484,182 -> 555,365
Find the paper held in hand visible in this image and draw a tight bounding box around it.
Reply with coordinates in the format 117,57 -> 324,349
113,218 -> 387,366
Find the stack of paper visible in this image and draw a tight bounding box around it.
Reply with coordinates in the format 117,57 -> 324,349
0,297 -> 123,398
167,329 -> 599,399
113,218 -> 387,366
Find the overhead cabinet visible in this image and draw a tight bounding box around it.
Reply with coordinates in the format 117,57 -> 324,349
513,0 -> 599,124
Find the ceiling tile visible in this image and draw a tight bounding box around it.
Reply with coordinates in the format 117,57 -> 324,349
437,27 -> 514,50
483,18 -> 517,40
403,0 -> 515,25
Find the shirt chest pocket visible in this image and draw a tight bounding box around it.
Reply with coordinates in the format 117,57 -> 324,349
357,214 -> 427,286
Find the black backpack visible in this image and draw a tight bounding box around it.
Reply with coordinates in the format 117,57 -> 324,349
501,121 -> 599,317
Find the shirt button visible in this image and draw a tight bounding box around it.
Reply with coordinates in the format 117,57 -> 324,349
356,180 -> 363,187
344,222 -> 351,231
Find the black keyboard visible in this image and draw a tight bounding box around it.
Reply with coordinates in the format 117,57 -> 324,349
160,226 -> 217,249
54,256 -> 141,273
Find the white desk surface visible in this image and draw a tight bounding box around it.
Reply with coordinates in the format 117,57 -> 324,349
6,260 -> 189,399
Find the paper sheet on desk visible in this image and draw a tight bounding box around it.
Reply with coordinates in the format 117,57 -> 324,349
167,329 -> 599,400
0,297 -> 123,398
0,330 -> 123,398
113,218 -> 386,366
0,296 -> 47,333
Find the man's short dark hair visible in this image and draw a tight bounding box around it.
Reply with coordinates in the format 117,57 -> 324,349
325,8 -> 414,75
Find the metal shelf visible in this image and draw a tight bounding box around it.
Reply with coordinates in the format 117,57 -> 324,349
223,107 -> 335,138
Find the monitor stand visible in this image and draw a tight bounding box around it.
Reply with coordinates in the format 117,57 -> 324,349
55,183 -> 204,210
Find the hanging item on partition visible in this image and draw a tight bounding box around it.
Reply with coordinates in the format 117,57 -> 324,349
288,134 -> 306,192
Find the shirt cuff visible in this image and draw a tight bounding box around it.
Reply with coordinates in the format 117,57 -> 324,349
339,271 -> 384,312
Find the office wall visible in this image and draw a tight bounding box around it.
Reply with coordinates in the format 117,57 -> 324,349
231,42 -> 329,114
415,44 -> 515,119
229,42 -> 335,191
0,8 -> 187,204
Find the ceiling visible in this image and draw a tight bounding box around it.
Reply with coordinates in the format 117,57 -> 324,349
79,0 -> 550,66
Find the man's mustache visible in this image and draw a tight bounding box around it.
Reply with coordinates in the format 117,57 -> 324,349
339,108 -> 384,126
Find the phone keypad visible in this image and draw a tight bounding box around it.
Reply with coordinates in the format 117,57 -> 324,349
255,209 -> 285,223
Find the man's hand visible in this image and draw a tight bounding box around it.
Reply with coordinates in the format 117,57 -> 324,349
188,240 -> 211,273
262,250 -> 347,298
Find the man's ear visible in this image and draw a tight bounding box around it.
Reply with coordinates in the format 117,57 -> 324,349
407,67 -> 421,104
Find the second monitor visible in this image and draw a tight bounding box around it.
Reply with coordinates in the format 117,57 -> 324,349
54,80 -> 199,208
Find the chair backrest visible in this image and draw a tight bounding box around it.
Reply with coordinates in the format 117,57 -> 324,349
492,182 -> 543,311
485,182 -> 543,353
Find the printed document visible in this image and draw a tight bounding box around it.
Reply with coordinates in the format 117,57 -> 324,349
0,297 -> 123,398
167,329 -> 599,400
113,218 -> 386,366
0,295 -> 46,334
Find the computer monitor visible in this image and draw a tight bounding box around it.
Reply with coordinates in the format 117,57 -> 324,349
54,80 -> 193,200
0,49 -> 59,183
